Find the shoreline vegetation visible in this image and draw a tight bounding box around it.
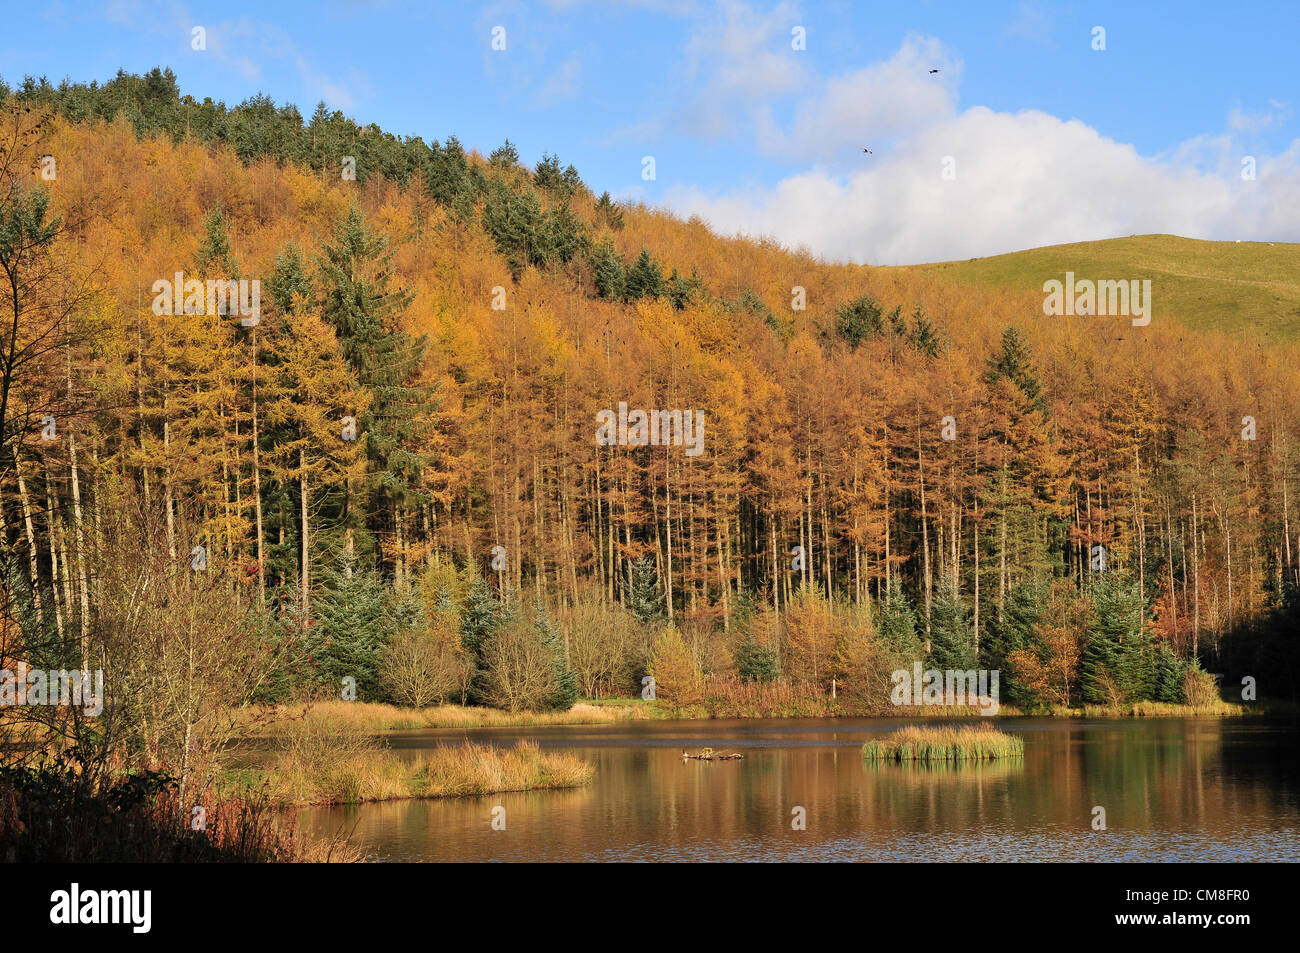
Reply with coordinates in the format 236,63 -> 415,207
238,694 -> 1254,739
239,700 -> 647,734
229,703 -> 598,806
254,738 -> 592,807
0,764 -> 362,863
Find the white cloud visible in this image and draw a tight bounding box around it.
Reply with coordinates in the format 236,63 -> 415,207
1228,100 -> 1293,134
756,34 -> 958,163
678,0 -> 807,139
651,26 -> 1300,264
667,103 -> 1300,265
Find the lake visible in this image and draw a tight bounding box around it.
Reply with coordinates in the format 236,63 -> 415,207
298,717 -> 1300,862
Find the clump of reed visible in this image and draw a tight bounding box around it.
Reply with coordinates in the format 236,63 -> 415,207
411,741 -> 592,798
862,724 -> 1024,763
262,717 -> 593,805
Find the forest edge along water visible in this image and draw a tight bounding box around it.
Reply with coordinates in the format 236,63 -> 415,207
289,714 -> 1300,862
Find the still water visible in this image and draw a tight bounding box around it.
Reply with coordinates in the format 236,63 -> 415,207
299,718 -> 1299,862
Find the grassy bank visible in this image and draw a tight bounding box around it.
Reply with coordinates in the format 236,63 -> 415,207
261,739 -> 592,805
863,725 -> 1025,763
645,686 -> 1251,720
1039,699 -> 1248,718
245,714 -> 593,805
242,694 -> 1256,741
241,699 -> 648,736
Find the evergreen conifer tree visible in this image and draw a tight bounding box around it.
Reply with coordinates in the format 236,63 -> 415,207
590,237 -> 626,301
928,584 -> 975,669
624,248 -> 663,300
626,557 -> 664,624
317,206 -> 433,561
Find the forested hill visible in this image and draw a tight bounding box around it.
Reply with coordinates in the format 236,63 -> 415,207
2,67 -> 1298,708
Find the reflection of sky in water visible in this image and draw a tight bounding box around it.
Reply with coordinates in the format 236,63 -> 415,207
293,717 -> 1300,862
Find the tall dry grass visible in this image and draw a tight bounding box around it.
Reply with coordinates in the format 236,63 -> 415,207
862,724 -> 1024,762
260,717 -> 593,804
241,700 -> 634,736
411,741 -> 592,798
1040,700 -> 1245,718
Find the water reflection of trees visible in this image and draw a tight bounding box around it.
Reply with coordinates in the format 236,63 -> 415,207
299,720 -> 1299,859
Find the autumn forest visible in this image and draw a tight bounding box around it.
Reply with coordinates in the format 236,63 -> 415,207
1,64 -> 1298,790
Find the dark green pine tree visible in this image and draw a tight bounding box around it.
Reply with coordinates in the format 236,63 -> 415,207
1080,575 -> 1147,703
489,139 -> 520,169
736,638 -> 780,682
194,206 -> 239,279
589,237 -> 626,301
909,306 -> 941,358
595,190 -> 624,229
624,248 -> 664,300
481,178 -> 549,275
666,268 -> 689,310
834,295 -> 884,348
533,151 -> 581,198
666,266 -> 704,311
309,558 -> 398,700
306,102 -> 340,173
928,584 -> 975,669
459,573 -> 501,705
544,200 -> 587,266
1152,644 -> 1185,703
626,557 -> 664,624
459,573 -> 501,657
981,577 -> 1046,708
425,136 -> 473,210
317,206 -> 433,557
534,605 -> 579,710
267,242 -> 312,314
876,587 -> 922,656
1079,630 -> 1117,705
984,326 -> 1045,410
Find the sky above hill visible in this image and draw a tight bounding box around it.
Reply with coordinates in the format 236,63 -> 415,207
4,0 -> 1298,264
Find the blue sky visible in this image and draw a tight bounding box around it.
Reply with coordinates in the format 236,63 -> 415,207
3,0 -> 1297,263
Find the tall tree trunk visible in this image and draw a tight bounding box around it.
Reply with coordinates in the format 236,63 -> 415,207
67,431 -> 90,668
251,328 -> 266,604
164,402 -> 176,560
664,454 -> 674,620
299,447 -> 310,619
769,517 -> 779,620
43,460 -> 65,644
918,430 -> 931,632
13,449 -> 43,629
1191,492 -> 1200,657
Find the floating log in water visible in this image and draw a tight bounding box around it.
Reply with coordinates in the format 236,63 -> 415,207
682,747 -> 744,761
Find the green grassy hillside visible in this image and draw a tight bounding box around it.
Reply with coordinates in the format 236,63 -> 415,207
900,234 -> 1300,337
